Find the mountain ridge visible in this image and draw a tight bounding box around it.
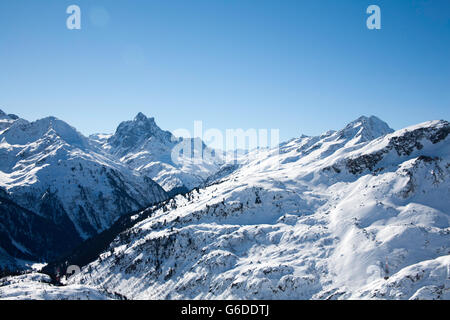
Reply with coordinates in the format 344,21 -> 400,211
96,112 -> 221,194
0,111 -> 448,300
59,117 -> 448,299
0,111 -> 169,270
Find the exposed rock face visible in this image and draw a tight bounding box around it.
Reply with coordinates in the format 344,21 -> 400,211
0,110 -> 19,132
96,112 -> 221,194
107,112 -> 175,157
343,120 -> 449,175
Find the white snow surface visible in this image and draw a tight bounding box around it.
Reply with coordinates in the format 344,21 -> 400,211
0,273 -> 111,300
58,117 -> 449,300
2,115 -> 449,300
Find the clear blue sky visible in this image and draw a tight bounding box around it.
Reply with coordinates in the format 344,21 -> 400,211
0,0 -> 449,141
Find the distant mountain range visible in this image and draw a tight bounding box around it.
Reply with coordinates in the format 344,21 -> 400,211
0,110 -> 218,270
0,110 -> 448,300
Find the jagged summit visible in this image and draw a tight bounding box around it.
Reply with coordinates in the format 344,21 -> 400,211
134,112 -> 154,122
108,113 -> 175,156
114,112 -> 169,137
0,109 -> 19,133
130,112 -> 160,132
100,112 -> 220,192
0,109 -> 19,120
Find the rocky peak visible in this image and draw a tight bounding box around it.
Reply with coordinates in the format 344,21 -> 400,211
108,113 -> 174,155
338,115 -> 394,143
134,112 -> 151,122
0,109 -> 19,132
0,109 -> 19,120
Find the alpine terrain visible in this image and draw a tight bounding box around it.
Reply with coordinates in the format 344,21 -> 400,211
90,112 -> 221,196
0,110 -> 168,271
0,113 -> 449,300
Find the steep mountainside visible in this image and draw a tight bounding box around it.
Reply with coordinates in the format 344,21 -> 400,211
0,187 -> 81,271
55,116 -> 450,300
92,113 -> 220,195
0,110 -> 19,133
1,115 -> 448,300
0,111 -> 168,268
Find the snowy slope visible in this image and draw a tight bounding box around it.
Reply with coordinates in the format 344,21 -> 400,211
53,116 -> 449,300
0,111 -> 168,268
0,273 -> 112,300
350,255 -> 450,300
2,115 -> 448,300
93,113 -> 220,195
0,110 -> 19,133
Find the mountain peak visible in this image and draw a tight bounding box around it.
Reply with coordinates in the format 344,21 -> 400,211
132,112 -> 157,128
2,116 -> 87,147
351,115 -> 387,126
0,109 -> 19,120
109,113 -> 173,155
356,115 -> 385,124
134,112 -> 151,122
339,115 -> 394,143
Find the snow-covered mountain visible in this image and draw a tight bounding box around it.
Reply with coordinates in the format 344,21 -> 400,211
1,115 -> 449,300
30,116 -> 444,300
0,110 -> 19,133
92,112 -> 220,195
0,110 -> 168,269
